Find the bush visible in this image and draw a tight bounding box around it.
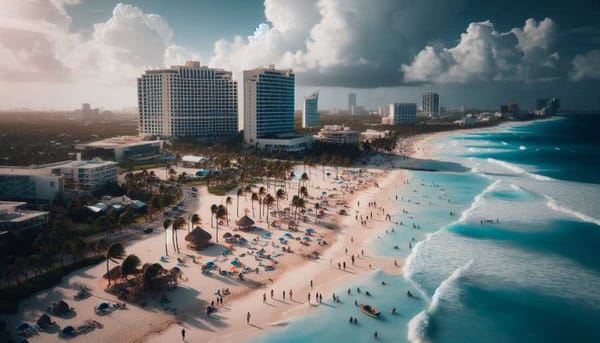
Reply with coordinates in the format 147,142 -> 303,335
208,183 -> 237,196
0,255 -> 105,313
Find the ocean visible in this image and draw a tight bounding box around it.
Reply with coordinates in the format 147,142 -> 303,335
248,114 -> 600,343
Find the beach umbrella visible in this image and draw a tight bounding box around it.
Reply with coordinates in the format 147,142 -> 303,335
302,236 -> 311,241
51,300 -> 71,315
262,232 -> 272,239
306,228 -> 315,233
230,266 -> 237,272
284,233 -> 294,238
97,302 -> 110,310
222,232 -> 233,239
62,326 -> 75,335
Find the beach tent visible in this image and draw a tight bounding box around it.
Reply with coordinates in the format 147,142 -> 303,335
185,227 -> 212,249
236,215 -> 255,230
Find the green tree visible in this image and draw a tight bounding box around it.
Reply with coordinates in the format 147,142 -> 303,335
121,254 -> 141,280
106,243 -> 126,287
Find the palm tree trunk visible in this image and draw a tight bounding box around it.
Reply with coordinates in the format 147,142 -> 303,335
237,196 -> 240,217
164,230 -> 169,256
106,258 -> 111,286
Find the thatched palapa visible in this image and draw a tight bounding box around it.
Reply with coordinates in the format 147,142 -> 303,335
236,215 -> 255,230
185,227 -> 212,248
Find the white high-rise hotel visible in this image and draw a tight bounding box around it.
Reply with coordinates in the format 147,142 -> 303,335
243,66 -> 295,144
137,61 -> 238,138
302,90 -> 319,128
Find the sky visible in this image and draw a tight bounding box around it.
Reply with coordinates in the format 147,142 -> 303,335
1,0 -> 600,111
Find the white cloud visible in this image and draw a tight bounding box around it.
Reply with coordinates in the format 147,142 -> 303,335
570,49 -> 600,81
402,18 -> 559,84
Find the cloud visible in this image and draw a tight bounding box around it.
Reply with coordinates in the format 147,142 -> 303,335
210,0 -> 465,87
401,18 -> 559,84
570,49 -> 600,81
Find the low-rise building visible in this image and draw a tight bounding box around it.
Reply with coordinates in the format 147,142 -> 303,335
0,201 -> 49,233
315,125 -> 360,145
361,129 -> 389,142
254,134 -> 314,152
76,136 -> 164,162
0,157 -> 117,202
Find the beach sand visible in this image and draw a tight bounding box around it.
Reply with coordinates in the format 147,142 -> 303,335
2,139 -> 439,343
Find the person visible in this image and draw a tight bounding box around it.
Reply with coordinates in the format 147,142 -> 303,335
392,307 -> 397,314
347,288 -> 351,295
407,290 -> 414,298
289,289 -> 293,300
310,280 -> 313,289
247,312 -> 251,324
366,291 -> 371,296
181,328 -> 186,340
308,293 -> 311,302
354,299 -> 358,306
353,318 -> 357,324
374,331 -> 378,339
381,281 -> 386,285
263,293 -> 266,302
283,290 -> 286,300
270,289 -> 274,298
349,316 -> 353,324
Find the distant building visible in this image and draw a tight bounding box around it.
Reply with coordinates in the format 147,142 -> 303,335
422,92 -> 440,118
74,103 -> 99,120
138,61 -> 238,138
381,116 -> 392,125
361,129 -> 389,142
389,103 -> 417,125
378,105 -> 389,117
500,103 -> 520,119
76,136 -> 164,162
243,66 -> 312,151
0,156 -> 117,203
463,114 -> 477,126
0,201 -> 49,233
348,93 -> 357,113
302,91 -> 320,128
535,97 -> 560,116
350,105 -> 367,115
315,125 -> 360,145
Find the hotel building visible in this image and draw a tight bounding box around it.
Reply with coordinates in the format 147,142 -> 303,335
315,125 -> 360,145
137,61 -> 238,138
243,66 -> 312,151
302,91 -> 320,128
390,103 -> 417,125
422,92 -> 439,118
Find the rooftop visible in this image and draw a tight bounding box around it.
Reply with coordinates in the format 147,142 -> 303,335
0,158 -> 117,176
76,136 -> 162,149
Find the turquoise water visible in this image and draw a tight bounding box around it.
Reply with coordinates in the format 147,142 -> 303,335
250,114 -> 600,343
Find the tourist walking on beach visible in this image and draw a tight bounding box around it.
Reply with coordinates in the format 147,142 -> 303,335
247,312 -> 251,324
289,289 -> 293,300
181,328 -> 186,341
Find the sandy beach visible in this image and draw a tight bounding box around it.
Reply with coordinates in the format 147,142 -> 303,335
1,138 -> 434,343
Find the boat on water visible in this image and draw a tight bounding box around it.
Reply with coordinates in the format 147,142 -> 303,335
359,304 -> 381,318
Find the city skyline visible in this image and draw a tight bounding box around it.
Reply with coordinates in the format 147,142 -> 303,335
1,0 -> 600,111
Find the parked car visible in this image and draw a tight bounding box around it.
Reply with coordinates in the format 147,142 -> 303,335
143,228 -> 153,234
191,187 -> 198,192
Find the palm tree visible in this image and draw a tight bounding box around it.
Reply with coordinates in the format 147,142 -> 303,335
190,213 -> 201,232
162,218 -> 172,256
264,194 -> 275,230
225,196 -> 232,225
276,188 -> 286,211
250,192 -> 258,217
300,186 -> 308,200
172,216 -> 186,254
244,185 -> 252,201
236,188 -> 243,217
118,212 -> 132,234
258,186 -> 266,219
299,172 -> 309,195
291,195 -> 300,221
121,254 -> 141,280
215,205 -> 227,242
210,204 -> 218,228
106,243 -> 125,287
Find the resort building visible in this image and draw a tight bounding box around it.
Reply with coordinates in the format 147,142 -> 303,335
0,201 -> 49,233
243,66 -> 312,151
361,129 -> 390,142
389,103 -> 417,125
0,156 -> 117,203
137,61 -> 238,138
378,105 -> 389,117
422,92 -> 440,118
76,136 -> 164,162
315,125 -> 360,145
302,91 -> 320,128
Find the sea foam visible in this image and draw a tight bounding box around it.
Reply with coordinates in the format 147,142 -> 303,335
545,195 -> 600,227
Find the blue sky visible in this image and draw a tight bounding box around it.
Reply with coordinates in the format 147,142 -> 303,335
0,0 -> 599,111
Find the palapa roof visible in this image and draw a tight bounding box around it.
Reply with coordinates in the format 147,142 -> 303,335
51,300 -> 70,314
37,314 -> 52,326
236,215 -> 255,228
185,227 -> 212,245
